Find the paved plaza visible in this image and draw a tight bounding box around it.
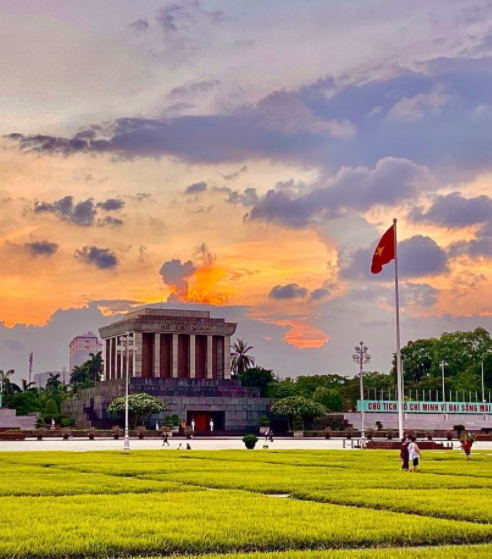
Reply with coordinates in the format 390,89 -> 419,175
2,437 -> 492,452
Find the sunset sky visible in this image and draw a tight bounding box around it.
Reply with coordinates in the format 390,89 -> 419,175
2,0 -> 492,381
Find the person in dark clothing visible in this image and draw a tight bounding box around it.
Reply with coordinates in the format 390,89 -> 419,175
162,432 -> 169,447
269,429 -> 274,443
400,438 -> 409,471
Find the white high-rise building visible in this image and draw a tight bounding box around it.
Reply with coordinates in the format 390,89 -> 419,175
34,368 -> 70,389
69,332 -> 102,373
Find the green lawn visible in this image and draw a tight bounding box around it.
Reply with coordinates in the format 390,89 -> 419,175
1,449 -> 492,558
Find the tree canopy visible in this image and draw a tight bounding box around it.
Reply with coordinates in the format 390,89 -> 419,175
107,392 -> 167,429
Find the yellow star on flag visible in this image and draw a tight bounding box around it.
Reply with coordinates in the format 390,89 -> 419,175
376,246 -> 384,257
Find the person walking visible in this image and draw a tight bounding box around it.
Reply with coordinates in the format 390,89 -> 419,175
265,428 -> 269,442
400,438 -> 409,471
50,418 -> 55,430
269,429 -> 274,443
209,418 -> 214,432
162,431 -> 169,447
408,436 -> 421,472
461,433 -> 473,460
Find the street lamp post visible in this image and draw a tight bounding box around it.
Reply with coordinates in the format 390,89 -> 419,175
482,361 -> 486,403
116,332 -> 138,454
353,342 -> 371,442
440,361 -> 447,402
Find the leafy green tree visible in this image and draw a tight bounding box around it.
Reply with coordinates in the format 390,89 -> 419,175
313,387 -> 344,412
43,398 -> 59,419
271,396 -> 326,430
392,338 -> 437,383
70,364 -> 90,385
107,392 -> 167,429
231,339 -> 255,376
238,366 -> 275,397
267,378 -> 300,399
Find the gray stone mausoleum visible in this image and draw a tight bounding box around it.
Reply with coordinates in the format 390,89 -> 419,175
63,308 -> 271,431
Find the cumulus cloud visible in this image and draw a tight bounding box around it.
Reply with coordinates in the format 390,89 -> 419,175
97,198 -> 125,211
156,2 -> 226,35
184,181 -> 207,195
159,258 -> 196,296
268,283 -> 308,300
75,246 -> 118,269
248,157 -> 431,228
411,192 -> 492,228
342,235 -> 449,281
25,241 -> 58,257
6,57 -> 492,179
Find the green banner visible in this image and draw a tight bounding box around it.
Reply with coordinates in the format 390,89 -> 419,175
357,400 -> 492,414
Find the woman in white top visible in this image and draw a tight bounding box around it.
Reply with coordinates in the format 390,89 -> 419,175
408,437 -> 421,472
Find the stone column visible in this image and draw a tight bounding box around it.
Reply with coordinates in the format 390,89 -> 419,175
133,332 -> 143,377
109,337 -> 114,380
189,335 -> 196,379
172,334 -> 178,378
207,336 -> 213,379
154,333 -> 161,377
223,335 -> 231,380
102,339 -> 108,381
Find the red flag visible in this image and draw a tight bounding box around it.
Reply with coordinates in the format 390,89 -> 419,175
371,224 -> 396,274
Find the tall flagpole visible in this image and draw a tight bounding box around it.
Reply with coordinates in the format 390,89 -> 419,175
393,218 -> 404,439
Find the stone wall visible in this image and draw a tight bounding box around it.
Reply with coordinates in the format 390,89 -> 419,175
62,378 -> 272,431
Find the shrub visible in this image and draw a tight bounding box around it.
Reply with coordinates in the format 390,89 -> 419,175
88,428 -> 97,440
164,415 -> 173,427
293,415 -> 304,431
445,430 -> 453,441
242,434 -> 258,449
60,418 -> 75,427
171,414 -> 180,427
330,419 -> 340,431
107,393 -> 167,429
35,418 -> 46,429
376,421 -> 383,431
387,430 -> 395,440
271,396 -> 327,430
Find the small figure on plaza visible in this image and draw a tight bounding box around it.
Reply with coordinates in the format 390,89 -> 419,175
209,418 -> 214,432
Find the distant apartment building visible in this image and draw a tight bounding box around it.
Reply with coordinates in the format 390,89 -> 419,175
34,368 -> 70,389
69,332 -> 102,373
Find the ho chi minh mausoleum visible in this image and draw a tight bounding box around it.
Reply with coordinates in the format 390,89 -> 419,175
63,308 -> 271,431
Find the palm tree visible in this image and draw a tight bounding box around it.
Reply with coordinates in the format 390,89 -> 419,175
21,379 -> 36,392
231,339 -> 256,376
46,373 -> 62,392
0,369 -> 20,395
70,364 -> 90,385
86,352 -> 103,382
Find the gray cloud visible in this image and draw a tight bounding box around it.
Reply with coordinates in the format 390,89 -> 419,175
184,181 -> 207,195
223,165 -> 248,181
170,79 -> 220,98
98,216 -> 123,227
34,196 -> 97,227
400,282 -> 439,308
159,258 -> 196,295
342,235 -> 449,281
310,288 -> 330,302
217,186 -> 258,206
24,241 -> 58,257
448,238 -> 492,259
411,192 -> 492,228
268,283 -> 308,300
248,157 -> 430,228
129,18 -> 149,33
97,198 -> 125,211
75,246 -> 118,269
156,2 -> 225,35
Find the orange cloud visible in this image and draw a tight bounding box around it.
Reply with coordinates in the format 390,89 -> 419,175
184,265 -> 233,304
269,318 -> 330,349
